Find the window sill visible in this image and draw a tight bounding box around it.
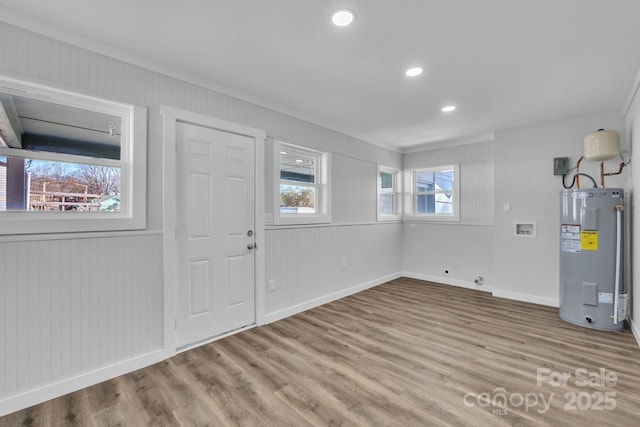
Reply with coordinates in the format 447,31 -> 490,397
272,214 -> 331,226
265,220 -> 402,230
403,214 -> 460,223
0,228 -> 159,242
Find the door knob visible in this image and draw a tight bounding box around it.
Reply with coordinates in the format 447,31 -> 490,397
247,243 -> 256,250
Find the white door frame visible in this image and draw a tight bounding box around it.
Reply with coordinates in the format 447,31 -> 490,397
161,105 -> 266,353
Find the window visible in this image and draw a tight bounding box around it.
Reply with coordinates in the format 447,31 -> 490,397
407,164 -> 459,221
377,165 -> 401,221
0,76 -> 147,234
273,139 -> 330,225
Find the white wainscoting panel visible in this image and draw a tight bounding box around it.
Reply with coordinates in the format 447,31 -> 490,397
402,223 -> 494,289
460,160 -> 494,225
331,155 -> 377,224
265,223 -> 403,322
0,233 -> 163,404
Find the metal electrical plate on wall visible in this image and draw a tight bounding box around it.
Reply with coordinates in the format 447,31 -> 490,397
553,157 -> 569,175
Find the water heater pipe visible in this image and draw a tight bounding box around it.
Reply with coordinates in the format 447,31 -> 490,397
575,156 -> 584,189
601,162 -> 626,188
613,204 -> 623,324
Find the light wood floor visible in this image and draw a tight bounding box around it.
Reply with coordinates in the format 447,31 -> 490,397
2,277 -> 640,426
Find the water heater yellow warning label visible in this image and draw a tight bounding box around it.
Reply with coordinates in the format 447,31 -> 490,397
580,230 -> 598,251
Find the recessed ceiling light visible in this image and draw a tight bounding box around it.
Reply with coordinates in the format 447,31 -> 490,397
280,151 -> 288,155
441,105 -> 457,112
405,67 -> 423,77
332,9 -> 355,27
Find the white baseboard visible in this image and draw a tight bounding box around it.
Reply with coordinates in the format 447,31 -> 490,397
630,316 -> 640,348
402,271 -> 493,293
403,271 -> 559,307
492,289 -> 559,307
264,272 -> 403,324
0,348 -> 172,417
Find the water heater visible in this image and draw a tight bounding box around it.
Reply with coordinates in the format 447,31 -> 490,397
559,188 -> 626,331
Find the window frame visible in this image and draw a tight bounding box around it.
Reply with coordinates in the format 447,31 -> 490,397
273,139 -> 331,225
377,165 -> 402,221
0,76 -> 147,235
405,164 -> 460,222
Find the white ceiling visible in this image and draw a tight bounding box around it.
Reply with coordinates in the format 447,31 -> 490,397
1,0 -> 640,151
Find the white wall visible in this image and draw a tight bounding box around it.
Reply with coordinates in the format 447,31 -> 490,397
0,21 -> 402,415
625,74 -> 640,344
402,140 -> 495,290
493,110 -> 627,306
264,139 -> 403,322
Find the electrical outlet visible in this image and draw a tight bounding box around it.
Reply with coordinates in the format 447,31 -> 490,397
268,280 -> 276,292
341,259 -> 347,270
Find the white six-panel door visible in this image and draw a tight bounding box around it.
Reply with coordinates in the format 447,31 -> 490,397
175,121 -> 256,348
